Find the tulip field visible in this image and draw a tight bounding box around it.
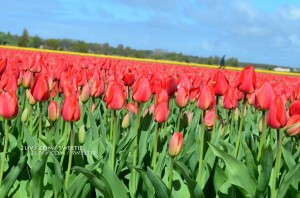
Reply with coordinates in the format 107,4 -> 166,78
0,46 -> 300,198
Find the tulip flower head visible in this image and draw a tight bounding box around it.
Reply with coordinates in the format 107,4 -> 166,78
168,132 -> 184,157
48,101 -> 59,122
0,91 -> 18,120
237,65 -> 256,94
267,97 -> 287,129
61,95 -> 81,122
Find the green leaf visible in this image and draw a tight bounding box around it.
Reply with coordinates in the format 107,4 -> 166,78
72,166 -> 113,198
147,167 -> 170,198
276,163 -> 300,198
242,142 -> 258,179
257,145 -> 273,197
174,161 -> 204,198
0,156 -> 27,198
31,154 -> 49,198
213,164 -> 227,194
209,143 -> 257,197
99,162 -> 129,198
134,168 -> 155,198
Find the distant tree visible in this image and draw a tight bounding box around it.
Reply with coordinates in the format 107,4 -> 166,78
31,35 -> 42,48
72,41 -> 88,53
134,51 -> 146,58
18,28 -> 30,47
227,57 -> 239,67
44,39 -> 59,50
102,43 -> 110,55
117,44 -> 124,56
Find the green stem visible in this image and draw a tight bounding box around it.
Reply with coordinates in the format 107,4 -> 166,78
65,122 -> 74,189
229,111 -> 234,144
0,120 -> 9,186
257,111 -> 267,162
111,110 -> 117,171
197,110 -> 206,184
271,129 -> 282,198
109,110 -> 114,142
151,123 -> 160,172
29,105 -> 33,135
38,102 -> 43,159
211,96 -> 219,141
176,108 -> 182,132
233,97 -> 247,158
168,157 -> 175,195
224,110 -> 231,138
60,122 -> 69,166
132,103 -> 141,197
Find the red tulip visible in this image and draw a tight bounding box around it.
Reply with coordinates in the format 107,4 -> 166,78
255,82 -> 275,110
285,115 -> 300,136
163,76 -> 177,96
168,132 -> 184,157
133,77 -> 152,103
90,79 -> 104,98
267,97 -> 287,129
30,53 -> 44,73
205,110 -> 219,130
123,70 -> 135,86
197,85 -> 214,110
177,73 -> 191,90
21,71 -> 34,88
289,100 -> 300,117
0,74 -> 18,93
48,101 -> 59,122
61,95 -> 80,122
0,57 -> 7,75
246,93 -> 256,105
155,89 -> 169,105
213,71 -> 229,96
176,87 -> 189,108
126,102 -> 138,115
106,84 -> 126,110
237,65 -> 256,94
31,75 -> 50,102
0,91 -> 18,119
154,101 -> 170,123
222,87 -> 238,109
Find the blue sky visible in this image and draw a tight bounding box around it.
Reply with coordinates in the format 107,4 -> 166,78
1,0 -> 300,68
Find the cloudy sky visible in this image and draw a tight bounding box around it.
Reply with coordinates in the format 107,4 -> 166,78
1,0 -> 300,68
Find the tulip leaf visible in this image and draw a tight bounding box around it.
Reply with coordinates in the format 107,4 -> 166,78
209,143 -> 257,196
276,163 -> 300,198
99,162 -> 129,198
72,166 -> 113,198
0,156 -> 27,198
213,164 -> 227,194
256,145 -> 273,197
242,141 -> 258,178
31,154 -> 49,198
134,167 -> 155,198
174,161 -> 204,198
147,167 -> 170,198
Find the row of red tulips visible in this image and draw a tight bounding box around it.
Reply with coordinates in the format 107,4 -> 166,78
0,47 -> 299,197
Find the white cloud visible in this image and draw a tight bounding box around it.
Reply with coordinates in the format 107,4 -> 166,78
281,5 -> 300,20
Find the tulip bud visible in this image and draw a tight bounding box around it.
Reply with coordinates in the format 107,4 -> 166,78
289,100 -> 300,117
21,107 -> 29,123
197,85 -> 214,110
285,115 -> 300,136
213,71 -> 229,96
205,110 -> 219,130
26,89 -> 37,105
255,82 -> 275,110
78,125 -> 86,144
21,71 -> 33,88
80,84 -> 90,103
122,112 -> 130,129
183,111 -> 193,126
168,132 -> 184,157
48,101 -> 59,122
234,108 -> 240,121
106,84 -> 126,110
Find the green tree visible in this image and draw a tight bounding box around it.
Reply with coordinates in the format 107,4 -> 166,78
31,35 -> 42,48
44,39 -> 59,50
72,41 -> 88,53
18,28 -> 30,47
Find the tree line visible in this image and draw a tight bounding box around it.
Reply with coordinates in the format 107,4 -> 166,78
0,28 -> 278,68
